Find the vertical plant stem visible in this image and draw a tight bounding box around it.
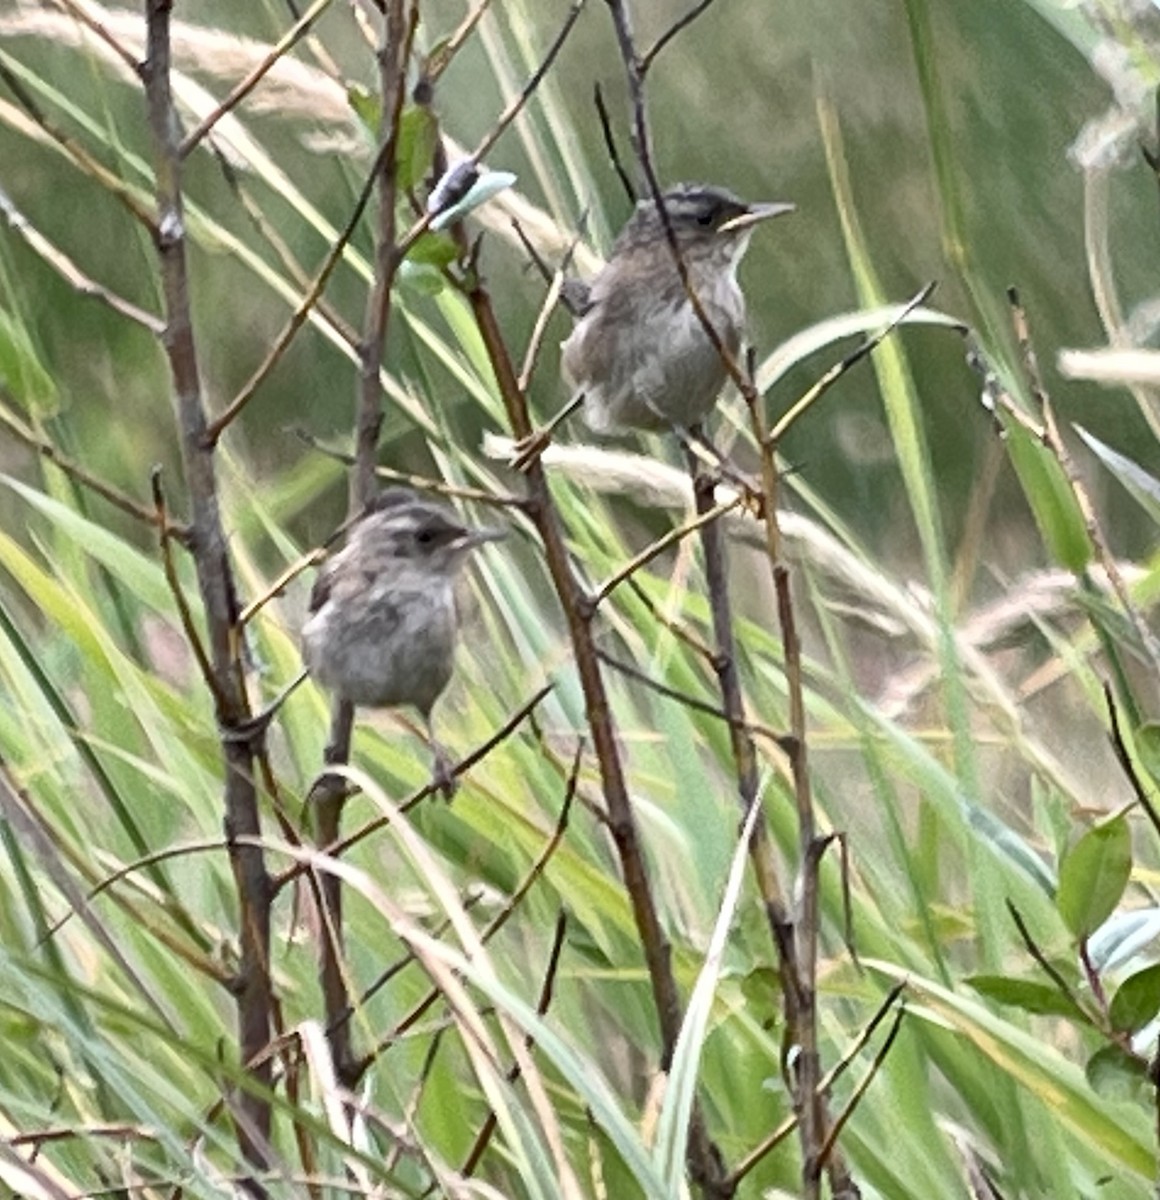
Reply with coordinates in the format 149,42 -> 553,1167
314,0 -> 418,1086
685,449 -> 798,1012
461,278 -> 727,1197
757,410 -> 857,1198
141,0 -> 273,1176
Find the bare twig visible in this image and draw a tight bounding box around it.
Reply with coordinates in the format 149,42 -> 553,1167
1006,901 -> 1092,1023
0,185 -> 163,332
1104,681 -> 1160,842
53,0 -> 141,74
767,283 -> 939,445
142,2 -> 273,1175
179,0 -> 333,156
624,576 -> 718,664
593,82 -> 636,204
310,0 -> 418,1089
460,910 -> 569,1177
596,647 -> 790,746
591,494 -> 743,606
351,741 -> 576,1074
150,469 -> 220,706
726,983 -> 906,1188
0,400 -> 190,542
517,280 -> 567,396
815,1004 -> 905,1172
419,0 -> 497,88
204,133 -> 395,444
639,0 -> 721,72
0,55 -> 157,232
289,427 -> 529,509
455,171 -> 729,1193
464,0 -> 587,172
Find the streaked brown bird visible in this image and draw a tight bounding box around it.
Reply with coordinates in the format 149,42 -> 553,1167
301,488 -> 503,795
564,183 -> 793,433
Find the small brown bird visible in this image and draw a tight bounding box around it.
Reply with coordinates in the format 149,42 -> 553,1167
301,488 -> 503,795
563,183 -> 793,433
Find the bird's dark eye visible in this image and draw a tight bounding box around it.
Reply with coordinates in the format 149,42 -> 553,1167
415,528 -> 435,546
696,208 -> 716,227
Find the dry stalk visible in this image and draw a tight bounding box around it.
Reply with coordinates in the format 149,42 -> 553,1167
309,0 -> 418,1087
141,0 -> 273,1179
600,0 -> 856,1191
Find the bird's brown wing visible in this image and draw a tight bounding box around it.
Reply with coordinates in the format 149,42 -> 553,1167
310,548 -> 383,614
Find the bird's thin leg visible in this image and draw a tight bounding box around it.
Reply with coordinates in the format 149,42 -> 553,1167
676,423 -> 762,504
220,668 -> 309,745
425,713 -> 458,801
509,391 -> 586,472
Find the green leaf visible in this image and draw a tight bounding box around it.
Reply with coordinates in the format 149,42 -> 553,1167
0,307 -> 56,415
1085,1043 -> 1149,1103
966,975 -> 1088,1021
404,231 -> 459,268
1077,424 -> 1160,529
397,260 -> 445,295
1057,816 -> 1132,940
347,83 -> 380,134
396,104 -> 438,193
1134,722 -> 1160,789
654,796 -> 765,1192
998,407 -> 1092,573
1110,963 -> 1160,1033
876,961 -> 1154,1177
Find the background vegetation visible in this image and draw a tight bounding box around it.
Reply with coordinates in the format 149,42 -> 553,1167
2,0 -> 1160,1197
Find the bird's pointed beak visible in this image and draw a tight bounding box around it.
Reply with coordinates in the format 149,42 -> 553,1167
718,201 -> 796,234
458,525 -> 507,549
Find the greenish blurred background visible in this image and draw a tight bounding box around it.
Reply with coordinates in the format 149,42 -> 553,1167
5,4 -> 1160,1196
2,0 -> 1154,567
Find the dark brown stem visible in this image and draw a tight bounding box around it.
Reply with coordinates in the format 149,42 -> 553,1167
726,982 -> 906,1190
311,0 -> 418,1088
593,82 -> 637,203
460,910 -> 569,1177
1006,901 -> 1092,1024
1104,681 -> 1160,843
748,372 -> 852,1193
684,445 -> 799,1044
639,0 -> 721,72
350,739 -> 575,1076
458,260 -> 726,1195
141,1 -> 273,1179
595,648 -> 791,746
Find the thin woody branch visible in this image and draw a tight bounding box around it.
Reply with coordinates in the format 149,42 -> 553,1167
0,56 -> 157,232
0,399 -> 190,542
454,231 -> 727,1194
0,185 -> 164,332
312,0 -> 418,1089
204,133 -> 395,444
601,1 -> 856,1192
179,0 -> 334,157
356,767 -> 576,1076
141,0 -> 273,1178
639,0 -> 721,72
